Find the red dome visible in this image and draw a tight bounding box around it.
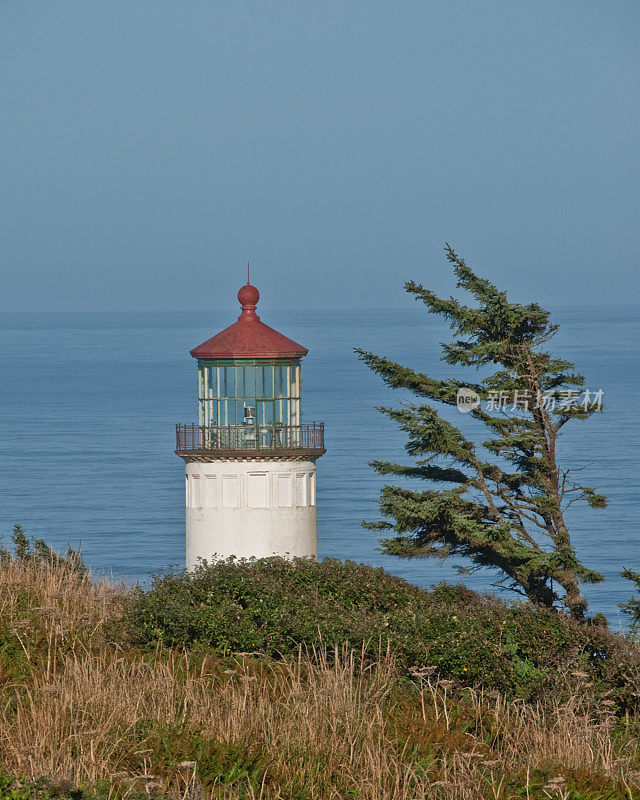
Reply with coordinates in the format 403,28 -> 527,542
190,282 -> 308,360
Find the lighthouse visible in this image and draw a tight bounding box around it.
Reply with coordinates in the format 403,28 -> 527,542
176,277 -> 325,568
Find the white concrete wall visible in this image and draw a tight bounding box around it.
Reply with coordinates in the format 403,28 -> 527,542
185,459 -> 318,569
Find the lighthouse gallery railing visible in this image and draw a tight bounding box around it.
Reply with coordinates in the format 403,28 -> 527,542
176,422 -> 325,455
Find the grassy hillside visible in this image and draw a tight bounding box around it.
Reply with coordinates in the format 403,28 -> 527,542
127,557 -> 640,707
0,539 -> 638,799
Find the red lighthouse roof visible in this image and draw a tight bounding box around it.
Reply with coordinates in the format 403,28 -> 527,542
190,281 -> 308,360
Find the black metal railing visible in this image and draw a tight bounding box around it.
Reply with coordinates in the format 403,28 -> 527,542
176,422 -> 325,455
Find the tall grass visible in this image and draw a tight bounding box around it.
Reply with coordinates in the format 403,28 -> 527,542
0,553 -> 638,799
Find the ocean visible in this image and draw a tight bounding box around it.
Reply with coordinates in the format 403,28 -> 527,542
0,305 -> 638,624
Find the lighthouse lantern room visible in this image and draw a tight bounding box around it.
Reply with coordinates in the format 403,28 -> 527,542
176,278 -> 325,568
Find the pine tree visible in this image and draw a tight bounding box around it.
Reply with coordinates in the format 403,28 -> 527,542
356,246 -> 606,619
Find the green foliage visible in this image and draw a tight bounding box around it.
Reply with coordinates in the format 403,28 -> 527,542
0,772 -> 142,800
136,725 -> 269,790
355,245 -> 606,619
620,568 -> 640,634
0,526 -> 92,686
127,557 -> 640,708
2,524 -> 86,574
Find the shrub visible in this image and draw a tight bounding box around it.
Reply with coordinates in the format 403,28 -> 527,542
127,557 -> 640,707
620,568 -> 640,635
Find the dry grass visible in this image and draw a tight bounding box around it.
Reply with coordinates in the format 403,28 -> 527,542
0,555 -> 638,799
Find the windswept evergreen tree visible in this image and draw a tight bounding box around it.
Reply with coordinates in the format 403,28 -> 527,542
356,246 -> 606,619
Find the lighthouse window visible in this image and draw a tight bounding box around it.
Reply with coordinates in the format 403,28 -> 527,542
197,359 -> 301,429
256,365 -> 273,398
255,367 -> 264,396
201,366 -> 212,400
291,365 -> 300,396
257,401 -> 275,425
221,366 -> 235,398
290,396 -> 300,426
274,365 -> 287,397
237,365 -> 254,397
235,366 -> 244,396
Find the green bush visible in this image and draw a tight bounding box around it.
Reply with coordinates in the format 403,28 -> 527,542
126,558 -> 640,707
620,568 -> 640,635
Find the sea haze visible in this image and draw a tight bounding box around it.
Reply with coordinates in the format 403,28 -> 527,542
0,305 -> 637,624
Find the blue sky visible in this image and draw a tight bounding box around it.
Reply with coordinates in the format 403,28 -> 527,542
1,1 -> 638,311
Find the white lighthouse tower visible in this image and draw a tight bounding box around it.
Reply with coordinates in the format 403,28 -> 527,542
176,277 -> 325,568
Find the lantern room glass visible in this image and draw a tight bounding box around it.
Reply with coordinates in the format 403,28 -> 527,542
197,359 -> 301,430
